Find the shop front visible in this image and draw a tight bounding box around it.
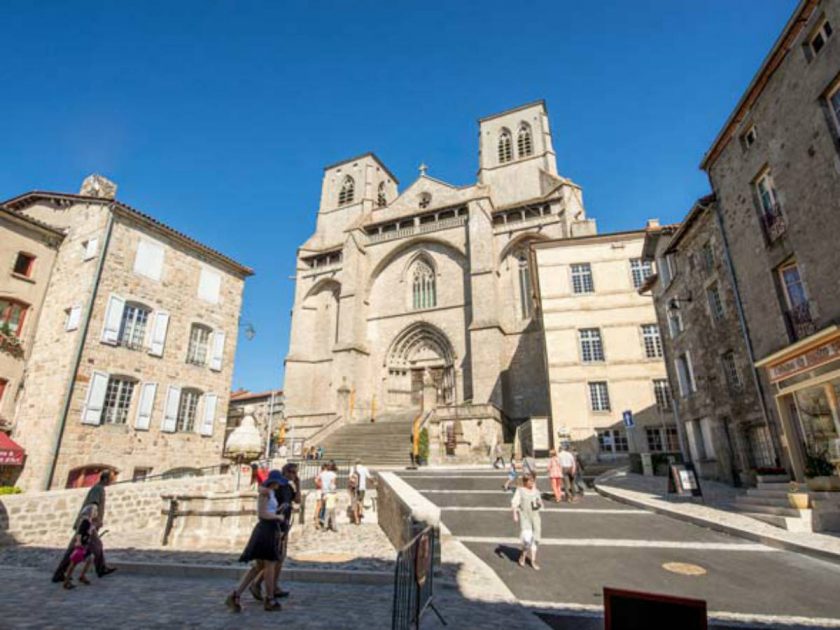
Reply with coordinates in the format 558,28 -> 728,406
0,431 -> 25,487
757,326 -> 840,481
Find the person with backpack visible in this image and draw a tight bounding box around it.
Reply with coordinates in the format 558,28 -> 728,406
349,459 -> 370,525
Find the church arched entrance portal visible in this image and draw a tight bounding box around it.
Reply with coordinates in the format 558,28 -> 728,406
386,323 -> 455,409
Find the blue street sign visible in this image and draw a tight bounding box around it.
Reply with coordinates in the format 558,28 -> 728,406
622,410 -> 634,428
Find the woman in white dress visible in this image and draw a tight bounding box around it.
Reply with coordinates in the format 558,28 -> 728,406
511,473 -> 543,570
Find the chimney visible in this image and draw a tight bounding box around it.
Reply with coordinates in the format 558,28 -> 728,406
80,174 -> 117,200
645,218 -> 660,229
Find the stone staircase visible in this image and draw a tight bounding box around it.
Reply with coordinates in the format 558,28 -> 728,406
315,408 -> 420,468
734,473 -> 811,531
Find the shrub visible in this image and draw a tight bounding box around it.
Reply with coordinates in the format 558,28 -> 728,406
0,486 -> 22,495
418,428 -> 430,464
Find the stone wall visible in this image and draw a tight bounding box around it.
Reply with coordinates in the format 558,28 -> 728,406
0,474 -> 234,545
376,472 -> 439,550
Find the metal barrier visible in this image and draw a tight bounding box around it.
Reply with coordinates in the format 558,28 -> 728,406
392,525 -> 445,629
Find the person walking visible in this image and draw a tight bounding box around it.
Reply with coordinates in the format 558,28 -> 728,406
547,449 -> 563,502
511,474 -> 543,570
226,470 -> 289,612
52,470 -> 116,583
317,461 -> 337,530
349,459 -> 370,525
492,443 -> 505,469
572,449 -> 586,496
558,445 -> 577,502
313,463 -> 327,529
502,458 -> 518,492
62,504 -> 98,589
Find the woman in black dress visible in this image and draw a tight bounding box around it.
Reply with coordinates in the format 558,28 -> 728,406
225,470 -> 288,612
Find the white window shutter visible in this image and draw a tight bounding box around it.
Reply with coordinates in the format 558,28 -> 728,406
209,330 -> 225,371
135,382 -> 157,430
66,306 -> 82,331
82,371 -> 110,425
101,294 -> 125,344
198,267 -> 222,304
134,240 -> 165,281
200,393 -> 218,436
83,238 -> 99,261
148,311 -> 170,357
162,385 -> 181,433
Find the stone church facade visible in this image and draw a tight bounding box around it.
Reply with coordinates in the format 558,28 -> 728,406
284,101 -> 597,440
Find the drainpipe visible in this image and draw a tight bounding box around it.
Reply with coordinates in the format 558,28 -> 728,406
44,206 -> 115,490
708,199 -> 780,467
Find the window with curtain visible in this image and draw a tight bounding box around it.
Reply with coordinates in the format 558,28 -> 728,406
177,388 -> 202,432
411,259 -> 436,310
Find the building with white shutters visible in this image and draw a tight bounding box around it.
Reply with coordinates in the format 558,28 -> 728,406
0,175 -> 252,491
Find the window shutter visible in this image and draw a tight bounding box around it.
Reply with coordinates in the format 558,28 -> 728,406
148,311 -> 170,357
135,382 -> 157,430
200,393 -> 218,436
210,330 -> 226,371
66,306 -> 82,331
82,371 -> 110,425
101,294 -> 125,344
162,385 -> 181,433
198,267 -> 222,304
134,240 -> 165,281
83,238 -> 99,261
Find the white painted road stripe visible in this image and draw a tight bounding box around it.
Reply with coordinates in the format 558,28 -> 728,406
418,489 -> 519,494
441,507 -> 649,515
457,536 -> 777,551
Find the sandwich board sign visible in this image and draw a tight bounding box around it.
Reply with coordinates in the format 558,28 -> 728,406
667,462 -> 703,497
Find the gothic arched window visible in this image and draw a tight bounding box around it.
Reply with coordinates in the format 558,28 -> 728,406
411,259 -> 436,310
517,123 -> 533,158
338,176 -> 355,206
517,252 -> 532,319
498,129 -> 513,164
377,182 -> 387,208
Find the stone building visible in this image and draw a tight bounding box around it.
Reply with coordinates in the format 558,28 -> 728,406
641,199 -> 776,485
701,0 -> 840,480
284,101 -> 597,455
0,175 -> 252,490
225,388 -> 285,456
531,229 -> 677,462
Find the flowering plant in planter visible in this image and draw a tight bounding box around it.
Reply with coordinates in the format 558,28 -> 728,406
0,323 -> 23,359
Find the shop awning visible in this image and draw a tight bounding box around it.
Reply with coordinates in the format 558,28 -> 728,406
0,432 -> 25,466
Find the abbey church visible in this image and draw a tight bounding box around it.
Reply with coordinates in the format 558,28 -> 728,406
284,101 -> 598,441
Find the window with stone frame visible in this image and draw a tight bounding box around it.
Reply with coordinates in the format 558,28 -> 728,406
597,429 -> 627,453
721,350 -> 742,391
579,328 -> 605,362
102,376 -> 136,425
629,258 -> 654,289
186,324 -> 212,366
755,169 -> 780,217
338,176 -> 355,206
411,258 -> 436,310
0,378 -> 7,405
653,378 -> 672,411
707,283 -> 725,321
646,427 -> 665,452
570,263 -> 594,294
377,182 -> 387,208
701,241 -> 715,273
176,388 -> 202,432
498,129 -> 513,163
0,298 -> 28,337
826,81 -> 840,139
808,16 -> 833,58
13,252 -> 35,278
516,253 -> 533,319
675,352 -> 696,397
589,381 -> 611,412
517,123 -> 533,157
641,324 -> 663,358
668,310 -> 683,338
118,303 -> 150,350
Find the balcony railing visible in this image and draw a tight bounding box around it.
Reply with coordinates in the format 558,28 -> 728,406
786,300 -> 817,341
762,202 -> 787,243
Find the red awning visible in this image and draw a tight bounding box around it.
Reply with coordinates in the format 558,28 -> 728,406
0,432 -> 25,466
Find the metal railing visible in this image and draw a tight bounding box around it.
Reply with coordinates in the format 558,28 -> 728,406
392,525 -> 444,629
761,202 -> 787,243
786,300 -> 817,341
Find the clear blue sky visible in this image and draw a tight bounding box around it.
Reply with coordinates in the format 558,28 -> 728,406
0,1 -> 797,392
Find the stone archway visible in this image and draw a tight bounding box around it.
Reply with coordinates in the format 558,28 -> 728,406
385,322 -> 456,409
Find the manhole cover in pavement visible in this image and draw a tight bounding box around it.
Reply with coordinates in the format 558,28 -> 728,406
662,562 -> 707,576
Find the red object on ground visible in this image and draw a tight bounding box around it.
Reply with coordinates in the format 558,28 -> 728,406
0,432 -> 25,466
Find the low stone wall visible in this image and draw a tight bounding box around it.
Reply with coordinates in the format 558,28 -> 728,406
376,472 -> 440,550
0,474 -> 234,545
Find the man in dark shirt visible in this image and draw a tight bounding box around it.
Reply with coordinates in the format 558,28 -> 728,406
52,470 -> 117,582
249,463 -> 299,600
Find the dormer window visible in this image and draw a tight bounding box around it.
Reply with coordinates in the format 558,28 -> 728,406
419,193 -> 432,209
377,182 -> 387,208
517,123 -> 533,157
809,17 -> 833,57
338,176 -> 355,206
498,129 -> 513,163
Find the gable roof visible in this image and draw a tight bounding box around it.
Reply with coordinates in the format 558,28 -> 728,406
1,191 -> 253,276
